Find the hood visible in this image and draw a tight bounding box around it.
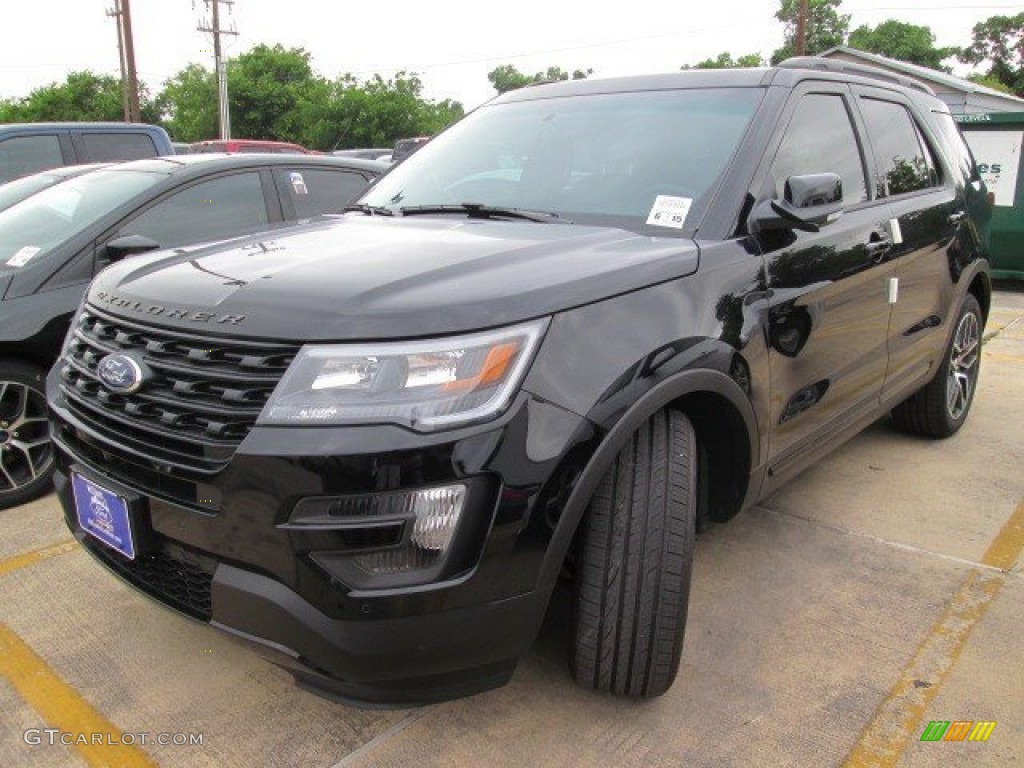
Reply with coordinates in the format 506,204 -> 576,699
87,216 -> 700,340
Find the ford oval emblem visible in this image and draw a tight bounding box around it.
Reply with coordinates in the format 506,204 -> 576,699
96,353 -> 146,394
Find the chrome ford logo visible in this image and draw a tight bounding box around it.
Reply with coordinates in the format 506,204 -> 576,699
96,353 -> 145,393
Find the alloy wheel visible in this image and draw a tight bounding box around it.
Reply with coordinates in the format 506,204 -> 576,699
0,381 -> 53,495
946,311 -> 980,421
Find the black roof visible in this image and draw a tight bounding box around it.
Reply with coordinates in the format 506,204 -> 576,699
493,58 -> 943,107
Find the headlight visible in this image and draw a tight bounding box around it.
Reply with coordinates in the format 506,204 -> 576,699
259,318 -> 548,430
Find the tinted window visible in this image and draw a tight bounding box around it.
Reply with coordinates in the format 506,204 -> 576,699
932,113 -> 980,185
80,132 -> 157,162
278,168 -> 370,218
363,89 -> 764,233
0,169 -> 161,275
0,135 -> 63,183
120,172 -> 269,248
860,99 -> 939,196
771,94 -> 867,207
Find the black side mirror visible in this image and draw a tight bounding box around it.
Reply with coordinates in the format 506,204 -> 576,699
749,173 -> 844,233
102,234 -> 162,263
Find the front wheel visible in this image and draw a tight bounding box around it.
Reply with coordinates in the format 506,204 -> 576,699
892,294 -> 983,438
0,361 -> 55,510
570,409 -> 697,698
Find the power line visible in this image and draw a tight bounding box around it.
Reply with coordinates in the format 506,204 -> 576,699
196,0 -> 238,140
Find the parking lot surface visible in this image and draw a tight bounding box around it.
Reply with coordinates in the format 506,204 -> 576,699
2,287 -> 1022,768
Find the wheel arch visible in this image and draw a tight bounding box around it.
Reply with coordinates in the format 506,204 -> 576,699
536,368 -> 759,589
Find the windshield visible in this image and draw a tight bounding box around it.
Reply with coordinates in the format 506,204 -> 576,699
0,169 -> 162,273
363,88 -> 763,233
0,172 -> 66,214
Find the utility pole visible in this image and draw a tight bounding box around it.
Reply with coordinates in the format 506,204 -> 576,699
795,0 -> 808,57
106,0 -> 141,122
197,0 -> 238,140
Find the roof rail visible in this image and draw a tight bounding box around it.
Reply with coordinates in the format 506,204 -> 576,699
778,56 -> 935,96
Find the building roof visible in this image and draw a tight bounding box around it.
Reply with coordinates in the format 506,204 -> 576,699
820,46 -> 1024,107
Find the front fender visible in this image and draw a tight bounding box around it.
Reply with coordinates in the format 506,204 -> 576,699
535,367 -> 759,590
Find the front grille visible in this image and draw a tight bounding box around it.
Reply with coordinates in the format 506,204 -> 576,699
82,538 -> 215,620
59,305 -> 299,474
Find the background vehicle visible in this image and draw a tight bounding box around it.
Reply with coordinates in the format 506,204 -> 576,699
0,164 -> 109,214
47,61 -> 990,705
190,139 -> 314,155
1,153 -> 384,509
332,148 -> 392,161
391,136 -> 429,163
0,122 -> 172,183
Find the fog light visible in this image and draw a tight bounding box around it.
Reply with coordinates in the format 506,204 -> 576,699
354,484 -> 466,575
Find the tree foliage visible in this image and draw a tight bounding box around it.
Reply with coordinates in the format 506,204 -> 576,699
958,13 -> 1024,97
486,64 -> 592,94
848,20 -> 954,71
0,44 -> 463,150
0,71 -> 159,123
771,0 -> 850,64
685,53 -> 764,69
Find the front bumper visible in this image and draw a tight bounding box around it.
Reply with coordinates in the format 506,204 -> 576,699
49,369 -> 597,704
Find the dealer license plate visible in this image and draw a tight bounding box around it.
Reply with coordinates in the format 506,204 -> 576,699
72,472 -> 136,560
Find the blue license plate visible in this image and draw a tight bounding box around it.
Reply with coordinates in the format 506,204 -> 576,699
72,473 -> 136,560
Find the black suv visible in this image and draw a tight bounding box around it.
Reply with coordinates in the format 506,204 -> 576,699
47,60 -> 990,704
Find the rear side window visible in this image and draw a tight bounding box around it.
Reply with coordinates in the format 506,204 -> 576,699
119,172 -> 269,248
80,132 -> 158,162
860,99 -> 939,196
277,168 -> 370,218
932,112 -> 981,185
771,94 -> 868,207
0,135 -> 64,183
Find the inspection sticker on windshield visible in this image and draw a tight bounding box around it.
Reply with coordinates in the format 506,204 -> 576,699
646,196 -> 692,229
6,246 -> 41,267
289,172 -> 308,195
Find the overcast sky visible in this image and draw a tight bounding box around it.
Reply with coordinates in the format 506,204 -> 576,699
1,1 -> 1018,112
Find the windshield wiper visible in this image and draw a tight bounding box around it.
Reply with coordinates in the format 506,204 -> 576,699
399,203 -> 562,223
342,203 -> 394,216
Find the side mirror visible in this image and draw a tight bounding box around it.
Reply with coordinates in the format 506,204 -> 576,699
749,173 -> 844,233
103,234 -> 162,262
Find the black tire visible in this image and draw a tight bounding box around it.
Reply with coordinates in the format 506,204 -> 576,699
892,294 -> 983,439
0,360 -> 55,510
570,409 -> 697,698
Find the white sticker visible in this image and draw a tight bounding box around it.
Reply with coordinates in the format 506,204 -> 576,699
646,195 -> 692,229
889,218 -> 903,245
5,246 -> 41,267
289,172 -> 308,195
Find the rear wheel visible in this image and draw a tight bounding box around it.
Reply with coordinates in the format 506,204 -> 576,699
0,361 -> 55,510
570,409 -> 697,698
892,295 -> 982,438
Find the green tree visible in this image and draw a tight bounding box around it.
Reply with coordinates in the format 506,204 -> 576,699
227,44 -> 322,142
685,52 -> 764,69
155,64 -> 217,142
0,71 -> 159,124
487,64 -> 592,94
770,0 -> 850,65
155,45 -> 465,150
848,20 -> 953,70
958,13 -> 1024,97
966,73 -> 1015,95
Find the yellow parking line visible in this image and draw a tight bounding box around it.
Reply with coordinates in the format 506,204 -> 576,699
0,539 -> 78,578
842,502 -> 1024,768
0,621 -> 158,767
982,500 -> 1024,571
